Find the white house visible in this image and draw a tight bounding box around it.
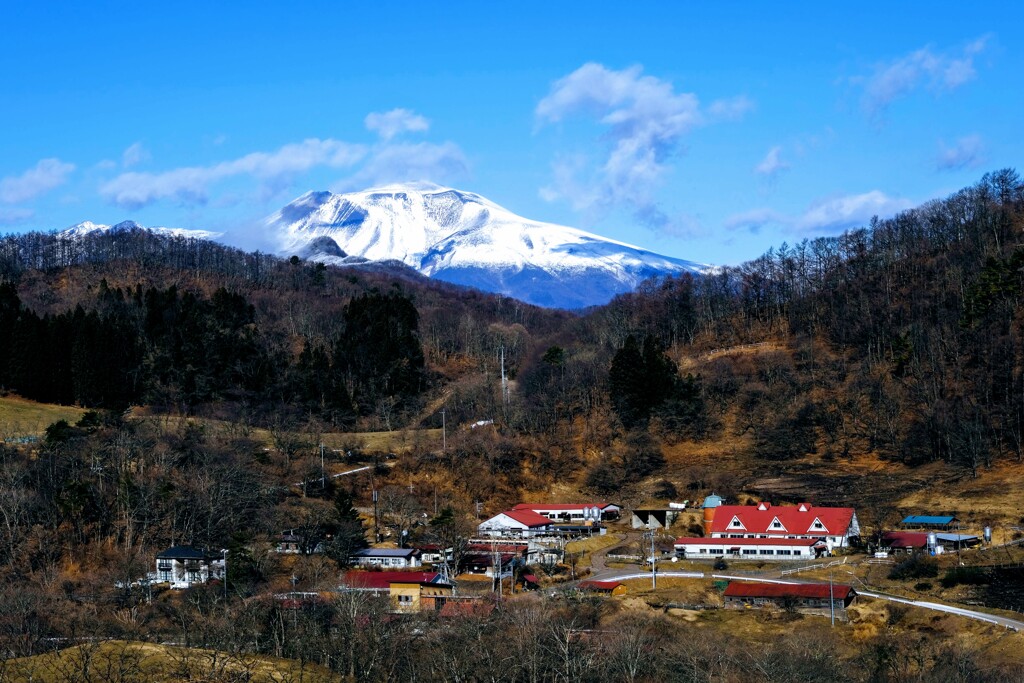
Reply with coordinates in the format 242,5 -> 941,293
674,537 -> 827,561
512,502 -> 621,522
351,548 -> 422,568
155,546 -> 225,589
707,502 -> 860,551
478,510 -> 553,537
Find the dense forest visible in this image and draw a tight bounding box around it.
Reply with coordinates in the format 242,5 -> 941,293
0,170 -> 1023,678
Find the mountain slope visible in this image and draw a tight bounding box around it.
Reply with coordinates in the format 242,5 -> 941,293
63,220 -> 222,241
266,183 -> 707,308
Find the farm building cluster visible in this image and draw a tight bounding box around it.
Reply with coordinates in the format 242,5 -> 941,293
131,494 -> 993,619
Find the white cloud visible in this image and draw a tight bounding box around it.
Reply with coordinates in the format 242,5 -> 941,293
365,108 -> 430,141
723,207 -> 786,233
858,36 -> 990,116
936,134 -> 985,171
0,158 -> 76,204
0,207 -> 34,225
725,191 -> 913,235
536,63 -> 746,230
122,142 -> 150,168
708,96 -> 755,121
101,138 -> 367,208
754,146 -> 789,179
337,141 -> 469,190
796,191 -> 913,233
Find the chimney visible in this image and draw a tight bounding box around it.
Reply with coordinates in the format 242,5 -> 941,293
757,502 -> 770,511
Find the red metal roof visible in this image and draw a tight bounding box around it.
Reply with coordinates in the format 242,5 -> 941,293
674,537 -> 822,547
710,503 -> 855,536
512,502 -> 615,512
342,571 -> 446,590
723,582 -> 855,600
881,531 -> 929,548
579,580 -> 624,591
502,509 -> 554,527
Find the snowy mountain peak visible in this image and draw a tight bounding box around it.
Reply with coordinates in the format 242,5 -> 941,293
61,220 -> 222,241
267,183 -> 709,309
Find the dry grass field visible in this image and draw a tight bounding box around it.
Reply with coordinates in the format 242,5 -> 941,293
0,394 -> 88,440
4,641 -> 337,683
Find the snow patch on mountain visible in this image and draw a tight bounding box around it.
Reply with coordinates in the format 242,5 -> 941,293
62,220 -> 222,241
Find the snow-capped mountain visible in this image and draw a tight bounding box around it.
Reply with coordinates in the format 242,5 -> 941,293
62,220 -> 222,241
267,183 -> 708,309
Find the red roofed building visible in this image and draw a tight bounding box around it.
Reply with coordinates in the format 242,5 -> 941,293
723,581 -> 856,618
880,531 -> 930,552
512,502 -> 621,522
478,509 -> 554,537
708,502 -> 860,551
341,571 -> 453,612
674,536 -> 826,561
578,580 -> 628,596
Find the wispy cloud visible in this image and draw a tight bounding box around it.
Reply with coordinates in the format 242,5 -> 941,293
336,141 -> 469,191
754,145 -> 789,179
365,108 -> 430,141
935,134 -> 985,171
0,207 -> 34,225
101,138 -> 367,209
796,191 -> 913,233
0,158 -> 76,204
857,36 -> 990,117
122,142 -> 151,168
723,207 -> 786,233
536,62 -> 749,233
725,190 -> 913,236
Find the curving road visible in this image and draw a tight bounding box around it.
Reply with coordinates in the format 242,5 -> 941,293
585,565 -> 1023,631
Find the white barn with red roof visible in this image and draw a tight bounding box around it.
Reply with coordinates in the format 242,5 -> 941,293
512,502 -> 621,522
674,536 -> 827,561
478,509 -> 554,537
708,502 -> 859,551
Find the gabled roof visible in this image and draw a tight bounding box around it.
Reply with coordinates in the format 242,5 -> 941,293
881,531 -> 929,548
579,580 -> 624,591
902,515 -> 957,525
353,548 -> 419,558
512,502 -> 618,512
501,509 -> 554,527
342,571 -> 448,590
156,546 -> 212,560
709,503 -> 855,536
723,582 -> 855,600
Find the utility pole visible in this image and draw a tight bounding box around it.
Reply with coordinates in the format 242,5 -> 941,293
829,570 -> 835,627
500,346 -> 509,412
441,409 -> 446,452
319,442 -> 326,488
372,488 -> 379,543
649,530 -> 657,590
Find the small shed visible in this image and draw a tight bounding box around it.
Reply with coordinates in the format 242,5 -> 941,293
631,508 -> 682,529
579,580 -> 628,596
901,515 -> 958,530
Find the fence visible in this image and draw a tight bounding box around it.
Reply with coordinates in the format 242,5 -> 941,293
779,556 -> 849,576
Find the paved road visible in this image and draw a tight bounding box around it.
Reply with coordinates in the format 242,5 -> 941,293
585,566 -> 1023,631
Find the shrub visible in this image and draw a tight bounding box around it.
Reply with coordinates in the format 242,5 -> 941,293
713,558 -> 729,571
940,566 -> 989,588
914,582 -> 932,591
888,553 -> 938,580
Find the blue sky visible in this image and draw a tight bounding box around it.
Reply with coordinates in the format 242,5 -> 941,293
1,2 -> 1021,265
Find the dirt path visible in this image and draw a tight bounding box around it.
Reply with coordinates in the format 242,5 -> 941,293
588,530 -> 644,573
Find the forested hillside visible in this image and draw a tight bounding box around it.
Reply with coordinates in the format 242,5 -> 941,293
1,171 -> 1023,677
